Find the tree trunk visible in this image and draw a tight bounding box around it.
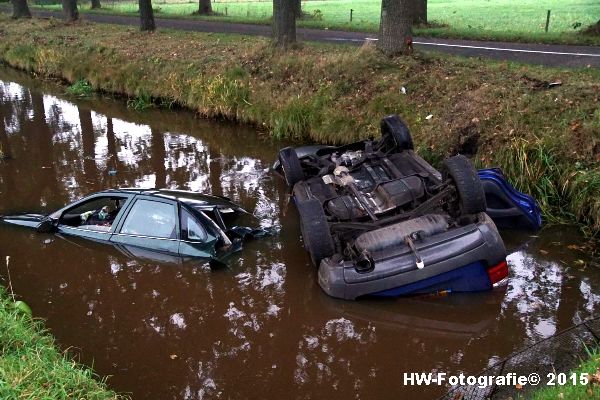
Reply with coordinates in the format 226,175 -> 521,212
198,0 -> 211,14
139,0 -> 155,31
413,0 -> 427,24
273,0 -> 296,47
91,0 -> 101,9
61,0 -> 79,21
378,0 -> 414,56
293,0 -> 301,19
11,0 -> 31,19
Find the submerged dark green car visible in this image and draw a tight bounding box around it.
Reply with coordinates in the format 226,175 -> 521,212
1,189 -> 261,260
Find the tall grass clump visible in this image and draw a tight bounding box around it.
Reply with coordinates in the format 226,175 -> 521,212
3,45 -> 37,71
127,90 -> 152,111
0,288 -> 127,400
270,95 -> 328,140
492,138 -> 600,234
67,79 -> 94,97
186,74 -> 250,119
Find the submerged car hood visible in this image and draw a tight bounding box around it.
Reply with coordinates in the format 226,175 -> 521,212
0,214 -> 46,229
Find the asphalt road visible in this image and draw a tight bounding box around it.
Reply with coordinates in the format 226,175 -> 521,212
5,8 -> 600,68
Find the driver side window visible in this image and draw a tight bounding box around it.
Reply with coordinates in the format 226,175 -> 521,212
59,196 -> 127,231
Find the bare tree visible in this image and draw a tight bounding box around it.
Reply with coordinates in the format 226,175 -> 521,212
139,0 -> 155,31
413,0 -> 427,24
198,0 -> 212,14
11,0 -> 31,19
62,0 -> 79,21
378,0 -> 415,56
273,0 -> 296,47
91,0 -> 101,9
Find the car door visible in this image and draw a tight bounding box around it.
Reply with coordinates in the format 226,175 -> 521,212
177,207 -> 220,258
478,168 -> 542,231
56,195 -> 131,242
110,196 -> 180,254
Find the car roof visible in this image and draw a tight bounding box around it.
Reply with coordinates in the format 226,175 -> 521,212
98,188 -> 247,213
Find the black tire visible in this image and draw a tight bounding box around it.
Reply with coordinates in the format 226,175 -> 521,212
442,155 -> 487,215
381,114 -> 414,151
278,147 -> 304,188
296,198 -> 335,267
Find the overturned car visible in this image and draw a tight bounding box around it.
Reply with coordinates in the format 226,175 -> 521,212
276,115 -> 540,300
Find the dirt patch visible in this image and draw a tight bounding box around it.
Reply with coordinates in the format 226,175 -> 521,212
521,75 -> 562,90
444,85 -> 497,158
582,20 -> 600,36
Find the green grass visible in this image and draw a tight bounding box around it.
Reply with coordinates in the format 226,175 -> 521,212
0,287 -> 126,400
529,346 -> 600,400
0,16 -> 599,235
126,90 -> 153,110
67,78 -> 94,96
32,0 -> 600,45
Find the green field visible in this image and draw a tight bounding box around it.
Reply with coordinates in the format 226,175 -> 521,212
34,0 -> 600,44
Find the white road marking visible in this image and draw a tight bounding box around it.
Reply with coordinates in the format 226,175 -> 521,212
412,40 -> 600,57
326,37 -> 600,58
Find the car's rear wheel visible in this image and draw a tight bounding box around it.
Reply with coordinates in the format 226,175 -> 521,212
442,155 -> 486,216
278,147 -> 304,188
296,198 -> 335,267
381,114 -> 414,151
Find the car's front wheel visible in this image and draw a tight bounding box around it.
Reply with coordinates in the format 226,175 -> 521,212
442,155 -> 486,216
296,198 -> 335,267
278,147 -> 304,188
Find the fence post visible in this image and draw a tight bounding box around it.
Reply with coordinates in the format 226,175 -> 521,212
350,9 -> 353,22
545,10 -> 551,32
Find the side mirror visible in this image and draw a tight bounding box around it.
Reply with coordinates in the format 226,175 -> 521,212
37,217 -> 58,233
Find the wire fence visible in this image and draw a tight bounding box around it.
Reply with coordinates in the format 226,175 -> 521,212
440,316 -> 600,400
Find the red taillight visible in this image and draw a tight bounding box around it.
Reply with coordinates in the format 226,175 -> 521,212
487,260 -> 508,285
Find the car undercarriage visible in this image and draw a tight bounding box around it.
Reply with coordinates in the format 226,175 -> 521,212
277,115 -> 509,299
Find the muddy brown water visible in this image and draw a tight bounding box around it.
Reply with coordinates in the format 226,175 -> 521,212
0,67 -> 598,399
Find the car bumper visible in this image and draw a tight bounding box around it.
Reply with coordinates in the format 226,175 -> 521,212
318,219 -> 507,300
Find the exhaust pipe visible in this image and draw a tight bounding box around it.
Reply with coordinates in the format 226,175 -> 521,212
355,250 -> 375,273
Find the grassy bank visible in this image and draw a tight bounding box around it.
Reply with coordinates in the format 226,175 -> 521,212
0,288 -> 125,399
530,347 -> 600,400
31,0 -> 600,45
0,15 -> 599,234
